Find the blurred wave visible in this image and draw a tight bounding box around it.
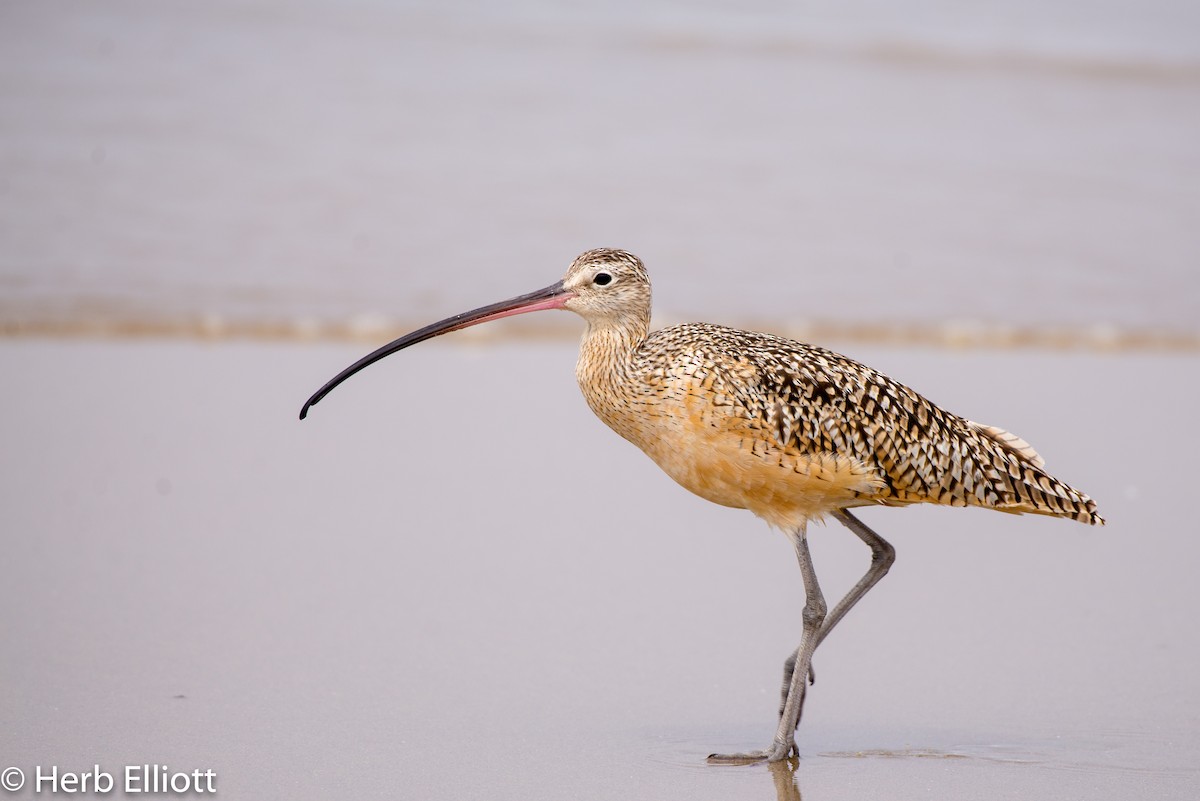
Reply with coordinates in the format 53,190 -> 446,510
2,1 -> 1196,346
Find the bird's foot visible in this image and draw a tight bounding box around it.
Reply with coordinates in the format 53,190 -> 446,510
707,739 -> 795,765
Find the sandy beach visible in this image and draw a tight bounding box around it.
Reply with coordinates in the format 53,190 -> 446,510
2,338 -> 1196,800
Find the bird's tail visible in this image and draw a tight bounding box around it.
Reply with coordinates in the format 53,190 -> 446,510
967,421 -> 1105,525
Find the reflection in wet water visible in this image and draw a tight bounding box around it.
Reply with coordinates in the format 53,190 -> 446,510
768,759 -> 803,801
698,755 -> 805,801
698,734 -> 1200,801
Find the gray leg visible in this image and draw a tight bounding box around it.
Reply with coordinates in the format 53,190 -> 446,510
776,509 -> 896,727
819,510 -> 895,649
710,521 -> 825,763
777,651 -> 800,721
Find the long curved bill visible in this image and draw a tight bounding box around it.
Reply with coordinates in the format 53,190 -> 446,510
299,281 -> 573,419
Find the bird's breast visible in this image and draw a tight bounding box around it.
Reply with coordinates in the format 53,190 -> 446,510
575,346 -> 883,530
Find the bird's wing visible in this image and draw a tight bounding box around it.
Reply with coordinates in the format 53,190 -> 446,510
689,326 -> 1099,522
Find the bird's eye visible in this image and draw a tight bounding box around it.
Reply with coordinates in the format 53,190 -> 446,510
593,272 -> 613,286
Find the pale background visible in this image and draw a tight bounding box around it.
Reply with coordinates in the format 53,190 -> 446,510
2,2 -> 1197,800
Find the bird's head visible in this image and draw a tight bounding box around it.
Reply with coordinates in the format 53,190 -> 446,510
561,248 -> 652,330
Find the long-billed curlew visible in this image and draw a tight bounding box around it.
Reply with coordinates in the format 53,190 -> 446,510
300,248 -> 1103,763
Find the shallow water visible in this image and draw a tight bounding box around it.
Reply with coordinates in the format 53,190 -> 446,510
2,339 -> 1197,799
1,1 -> 1198,339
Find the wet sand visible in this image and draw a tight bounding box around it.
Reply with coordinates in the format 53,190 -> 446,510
2,338 -> 1196,799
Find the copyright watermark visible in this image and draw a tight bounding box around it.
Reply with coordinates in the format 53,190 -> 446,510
1,764 -> 216,794
1,768 -> 23,791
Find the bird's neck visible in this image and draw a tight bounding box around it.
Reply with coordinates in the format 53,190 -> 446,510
576,317 -> 650,407
575,318 -> 652,446
578,317 -> 648,372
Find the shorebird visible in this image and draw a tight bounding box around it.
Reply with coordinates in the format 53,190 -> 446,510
300,248 -> 1103,763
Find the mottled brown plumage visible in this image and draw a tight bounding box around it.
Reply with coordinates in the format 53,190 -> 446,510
568,248 -> 1102,532
300,246 -> 1104,764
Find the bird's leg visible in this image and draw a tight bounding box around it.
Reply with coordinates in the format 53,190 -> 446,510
710,522 -> 825,764
775,510 -> 895,729
772,525 -> 826,754
777,651 -> 799,719
818,510 -> 895,650
775,647 -> 815,725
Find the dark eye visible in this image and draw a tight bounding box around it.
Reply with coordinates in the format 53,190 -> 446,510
593,272 -> 613,286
